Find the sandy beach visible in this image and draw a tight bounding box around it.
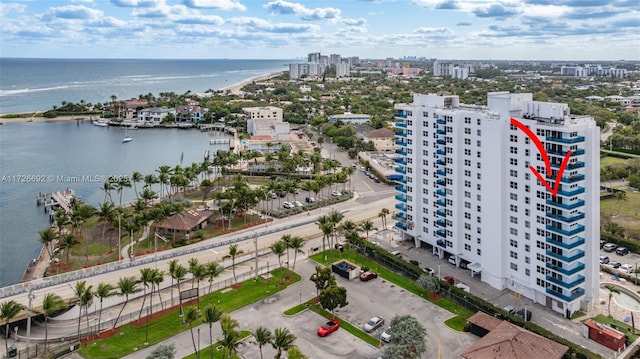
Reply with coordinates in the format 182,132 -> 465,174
0,70 -> 286,125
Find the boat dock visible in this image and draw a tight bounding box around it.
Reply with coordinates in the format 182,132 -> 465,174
36,189 -> 77,219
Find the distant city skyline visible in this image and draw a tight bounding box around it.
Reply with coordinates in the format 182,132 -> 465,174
0,0 -> 638,61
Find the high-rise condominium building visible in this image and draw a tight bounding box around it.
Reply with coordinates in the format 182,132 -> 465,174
393,92 -> 599,318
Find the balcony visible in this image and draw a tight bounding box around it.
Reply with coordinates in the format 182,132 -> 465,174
436,119 -> 446,125
436,159 -> 446,166
395,203 -> 406,212
395,140 -> 407,147
395,222 -> 407,231
395,185 -> 407,193
435,219 -> 446,227
560,174 -> 585,183
395,178 -> 407,184
437,139 -> 446,145
546,135 -> 585,144
546,275 -> 585,290
546,249 -> 585,262
546,199 -> 585,210
436,149 -> 446,156
435,229 -> 446,238
395,131 -> 407,138
436,189 -> 446,197
395,167 -> 406,175
395,194 -> 407,202
394,122 -> 407,128
546,236 -> 585,250
394,212 -> 406,221
395,149 -> 407,156
436,199 -> 446,207
547,148 -> 585,157
436,209 -> 447,218
436,179 -> 446,186
436,169 -> 446,176
546,224 -> 585,236
546,262 -> 585,276
546,287 -> 585,302
551,161 -> 585,170
557,186 -> 585,197
395,112 -> 407,119
436,239 -> 446,248
546,212 -> 585,223
393,157 -> 407,165
436,129 -> 446,135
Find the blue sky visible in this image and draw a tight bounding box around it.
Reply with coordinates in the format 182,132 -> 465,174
0,0 -> 638,60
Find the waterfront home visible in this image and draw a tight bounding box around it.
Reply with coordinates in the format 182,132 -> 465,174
176,102 -> 204,122
135,106 -> 174,127
156,209 -> 213,243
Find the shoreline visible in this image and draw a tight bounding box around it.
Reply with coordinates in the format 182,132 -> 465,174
0,70 -> 286,125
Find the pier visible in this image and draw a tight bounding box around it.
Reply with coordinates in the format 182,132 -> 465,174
36,189 -> 77,219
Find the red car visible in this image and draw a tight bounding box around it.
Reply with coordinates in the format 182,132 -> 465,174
317,320 -> 340,337
443,276 -> 455,285
360,271 -> 378,281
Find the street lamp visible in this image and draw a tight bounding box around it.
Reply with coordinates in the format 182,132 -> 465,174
26,287 -> 36,357
144,306 -> 150,345
117,212 -> 122,261
197,328 -> 201,357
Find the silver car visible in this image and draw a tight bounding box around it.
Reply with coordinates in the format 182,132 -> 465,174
363,316 -> 385,333
380,327 -> 392,343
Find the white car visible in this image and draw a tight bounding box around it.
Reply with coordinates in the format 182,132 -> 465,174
294,200 -> 303,207
380,327 -> 392,343
363,316 -> 385,333
331,190 -> 342,197
283,201 -> 294,209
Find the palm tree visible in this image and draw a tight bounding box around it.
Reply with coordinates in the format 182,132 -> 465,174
183,306 -> 201,359
224,244 -> 244,283
288,236 -> 305,270
359,220 -> 377,240
95,282 -> 115,333
97,201 -> 114,261
131,171 -> 143,199
79,283 -> 94,340
60,233 -> 80,264
318,219 -> 333,262
327,209 -> 344,249
205,262 -> 224,298
220,314 -> 240,359
254,326 -> 273,359
270,240 -> 286,275
188,258 -> 200,288
39,227 -> 57,260
102,180 -> 114,203
42,293 -> 67,352
191,264 -> 207,308
172,264 -> 188,316
73,281 -> 93,341
113,276 -> 140,329
281,234 -> 293,268
151,268 -> 165,312
0,300 -> 23,356
203,304 -> 223,359
615,190 -> 627,216
606,284 -> 621,316
378,208 -> 390,230
168,259 -> 179,306
272,327 -> 297,359
138,268 -> 155,320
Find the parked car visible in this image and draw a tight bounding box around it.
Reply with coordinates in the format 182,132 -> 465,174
390,251 -> 402,257
503,305 -> 515,315
283,201 -> 294,209
621,264 -> 634,273
515,308 -> 532,321
380,327 -> 392,343
600,241 -> 605,249
271,192 -> 278,199
373,178 -> 381,183
331,191 -> 342,197
305,196 -> 315,203
609,261 -> 622,269
422,267 -> 435,276
293,200 -> 303,207
448,255 -> 457,265
277,191 -> 287,197
363,316 -> 385,333
317,320 -> 340,337
443,276 -> 455,285
616,247 -> 629,256
409,259 -> 419,266
599,255 -> 610,264
603,243 -> 618,252
360,271 -> 378,281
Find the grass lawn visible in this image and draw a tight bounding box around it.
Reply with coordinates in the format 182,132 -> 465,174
182,330 -> 252,359
78,269 -> 301,359
601,156 -> 629,166
283,302 -> 310,316
310,250 -> 474,320
591,314 -> 639,343
444,316 -> 468,331
601,191 -> 640,237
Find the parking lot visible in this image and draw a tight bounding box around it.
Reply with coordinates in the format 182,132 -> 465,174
600,242 -> 640,276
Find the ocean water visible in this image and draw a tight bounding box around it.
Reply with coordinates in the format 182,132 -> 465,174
0,58 -> 287,287
0,58 -> 288,114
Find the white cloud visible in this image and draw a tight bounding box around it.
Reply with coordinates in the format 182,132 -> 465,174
263,0 -> 341,20
0,3 -> 26,17
183,0 -> 246,11
230,16 -> 318,32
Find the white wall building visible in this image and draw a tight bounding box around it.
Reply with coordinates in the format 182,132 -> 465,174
244,106 -> 289,139
135,106 -> 174,127
393,92 -> 599,318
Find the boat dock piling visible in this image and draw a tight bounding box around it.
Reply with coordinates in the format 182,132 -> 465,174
36,189 -> 77,220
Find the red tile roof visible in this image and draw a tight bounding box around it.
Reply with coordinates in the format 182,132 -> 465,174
467,311 -> 503,331
156,210 -> 212,231
463,320 -> 568,359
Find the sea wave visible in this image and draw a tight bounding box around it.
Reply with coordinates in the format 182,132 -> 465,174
0,85 -> 71,97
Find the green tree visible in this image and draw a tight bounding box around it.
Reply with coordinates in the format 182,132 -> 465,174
270,240 -> 287,275
145,343 -> 176,359
0,300 -> 23,356
272,327 -> 297,359
74,281 -> 94,342
605,284 -> 621,317
39,227 -> 57,260
203,305 -> 223,359
615,190 -> 627,216
378,208 -> 390,230
113,276 -> 141,329
254,326 -> 273,359
42,293 -> 67,352
416,274 -> 441,294
183,306 -> 201,359
318,285 -> 348,318
224,244 -> 244,283
288,236 -> 305,270
287,346 -> 309,359
310,266 -> 336,297
383,315 -> 427,359
220,314 -> 240,359
95,282 -> 115,333
205,261 -> 224,298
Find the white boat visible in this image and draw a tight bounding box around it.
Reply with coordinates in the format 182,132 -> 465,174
93,119 -> 108,127
122,136 -> 133,143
